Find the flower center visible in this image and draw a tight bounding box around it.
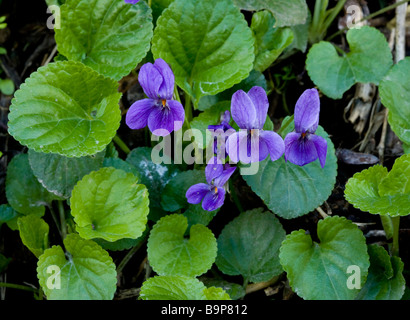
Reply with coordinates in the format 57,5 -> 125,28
161,99 -> 167,107
213,186 -> 218,194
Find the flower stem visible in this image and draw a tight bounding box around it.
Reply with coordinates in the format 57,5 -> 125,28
58,200 -> 67,239
116,234 -> 148,275
391,216 -> 400,257
113,134 -> 131,154
184,94 -> 193,123
380,215 -> 394,240
0,282 -> 39,293
48,203 -> 63,239
229,179 -> 243,213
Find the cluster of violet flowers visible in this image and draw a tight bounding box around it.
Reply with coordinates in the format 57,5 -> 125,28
126,59 -> 327,212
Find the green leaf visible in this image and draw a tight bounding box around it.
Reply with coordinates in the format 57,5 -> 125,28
251,10 -> 294,72
17,215 -> 49,258
102,157 -> 140,178
279,216 -> 370,300
126,147 -> 180,221
379,57 -> 410,145
8,61 -> 122,157
233,0 -> 308,27
93,227 -> 149,252
6,153 -> 59,216
201,279 -> 245,300
286,9 -> 311,53
152,0 -> 255,106
198,70 -> 267,111
344,154 -> 410,217
160,169 -> 205,212
55,0 -> 153,80
0,78 -> 14,95
37,234 -> 117,300
242,124 -> 337,219
139,275 -> 206,300
216,208 -> 286,283
378,154 -> 410,198
104,142 -> 119,158
70,167 -> 149,242
306,26 -> 393,99
183,204 -> 218,231
28,149 -> 104,199
0,204 -> 20,229
147,214 -> 217,277
356,245 -> 405,300
203,287 -> 231,300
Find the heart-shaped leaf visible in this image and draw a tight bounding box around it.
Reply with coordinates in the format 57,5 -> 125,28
28,149 -> 104,199
6,153 -> 59,216
242,123 -> 337,219
216,208 -> 286,283
160,169 -> 205,212
279,216 -> 370,300
379,57 -> 410,145
344,154 -> 410,217
140,275 -> 229,300
0,204 -> 21,230
147,214 -> 217,277
306,26 -> 393,99
55,0 -> 153,80
152,0 -> 255,106
102,157 -> 140,178
356,244 -> 405,300
17,215 -> 49,258
93,227 -> 149,252
37,234 -> 117,300
126,147 -> 180,221
198,70 -> 267,111
70,167 -> 149,242
8,61 -> 122,157
251,10 -> 294,72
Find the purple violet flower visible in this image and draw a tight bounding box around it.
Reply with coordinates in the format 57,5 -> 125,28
225,86 -> 285,163
208,110 -> 234,156
125,58 -> 185,136
186,157 -> 236,211
284,88 -> 327,168
124,0 -> 140,4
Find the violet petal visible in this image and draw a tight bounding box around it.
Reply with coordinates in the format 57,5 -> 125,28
167,99 -> 185,132
294,88 -> 320,134
225,131 -> 247,163
247,86 -> 269,129
259,130 -> 285,161
205,157 -> 224,184
310,134 -> 328,168
231,90 -> 256,130
154,59 -> 175,100
125,98 -> 155,130
138,63 -> 163,100
246,130 -> 269,163
186,183 -> 210,204
214,165 -> 236,188
284,132 -> 319,166
202,187 -> 226,211
147,105 -> 174,136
